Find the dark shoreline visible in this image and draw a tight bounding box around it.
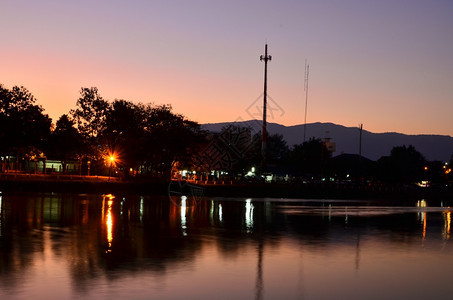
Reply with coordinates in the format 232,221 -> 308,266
0,176 -> 167,195
1,174 -> 452,203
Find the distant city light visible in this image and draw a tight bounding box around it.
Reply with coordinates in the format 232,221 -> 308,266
417,181 -> 430,188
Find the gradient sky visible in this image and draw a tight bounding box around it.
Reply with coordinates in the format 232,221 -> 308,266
1,0 -> 452,136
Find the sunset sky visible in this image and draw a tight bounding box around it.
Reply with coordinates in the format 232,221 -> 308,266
1,0 -> 452,136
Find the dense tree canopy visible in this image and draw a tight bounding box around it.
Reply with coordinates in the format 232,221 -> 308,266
289,138 -> 331,177
141,104 -> 205,176
48,114 -> 85,173
376,145 -> 426,183
0,84 -> 206,177
1,83 -> 451,185
69,88 -> 205,178
71,87 -> 109,139
101,99 -> 145,172
265,133 -> 290,166
0,84 -> 51,159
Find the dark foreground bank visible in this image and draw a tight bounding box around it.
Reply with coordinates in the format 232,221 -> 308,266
0,174 -> 167,195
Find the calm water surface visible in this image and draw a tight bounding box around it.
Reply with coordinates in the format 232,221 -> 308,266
0,192 -> 452,300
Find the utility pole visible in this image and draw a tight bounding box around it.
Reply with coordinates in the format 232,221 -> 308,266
260,44 -> 271,171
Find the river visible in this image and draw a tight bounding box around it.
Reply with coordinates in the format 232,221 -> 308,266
0,192 -> 452,299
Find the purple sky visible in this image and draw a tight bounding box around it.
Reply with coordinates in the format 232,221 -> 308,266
1,0 -> 452,135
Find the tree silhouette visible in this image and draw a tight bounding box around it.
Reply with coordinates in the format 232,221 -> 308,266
141,104 -> 204,178
48,114 -> 85,173
246,131 -> 289,174
289,138 -> 331,177
377,145 -> 426,183
69,87 -> 111,172
0,84 -> 51,170
266,133 -> 289,166
101,100 -> 145,176
2,83 -> 446,187
71,87 -> 109,139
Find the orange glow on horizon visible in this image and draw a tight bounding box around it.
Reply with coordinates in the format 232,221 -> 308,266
1,0 -> 452,139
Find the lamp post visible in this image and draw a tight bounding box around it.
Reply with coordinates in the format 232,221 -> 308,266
109,155 -> 115,181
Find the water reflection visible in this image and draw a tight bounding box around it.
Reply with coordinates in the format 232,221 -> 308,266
139,195 -> 144,222
245,198 -> 254,233
181,195 -> 187,236
422,211 -> 427,241
443,211 -> 451,240
0,193 -> 452,300
219,203 -> 223,223
416,205 -> 427,241
103,194 -> 115,253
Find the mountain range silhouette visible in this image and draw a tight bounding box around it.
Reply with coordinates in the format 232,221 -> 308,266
202,120 -> 453,162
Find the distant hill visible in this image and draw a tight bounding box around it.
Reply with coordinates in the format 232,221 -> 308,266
201,120 -> 453,162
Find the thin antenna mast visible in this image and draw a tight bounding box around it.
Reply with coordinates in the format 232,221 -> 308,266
303,60 -> 310,142
359,123 -> 363,180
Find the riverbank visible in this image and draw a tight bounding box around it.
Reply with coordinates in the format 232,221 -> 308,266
200,182 -> 453,202
0,173 -> 168,195
0,173 -> 451,201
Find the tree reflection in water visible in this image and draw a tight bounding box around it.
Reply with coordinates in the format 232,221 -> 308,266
0,192 -> 452,299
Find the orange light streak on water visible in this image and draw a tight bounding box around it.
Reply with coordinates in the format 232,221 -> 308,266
105,195 -> 115,253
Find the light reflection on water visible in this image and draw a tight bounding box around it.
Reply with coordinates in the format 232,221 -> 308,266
105,195 -> 114,253
0,192 -> 452,300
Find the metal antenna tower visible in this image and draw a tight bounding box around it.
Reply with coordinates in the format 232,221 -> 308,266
260,44 -> 271,170
303,59 -> 309,142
